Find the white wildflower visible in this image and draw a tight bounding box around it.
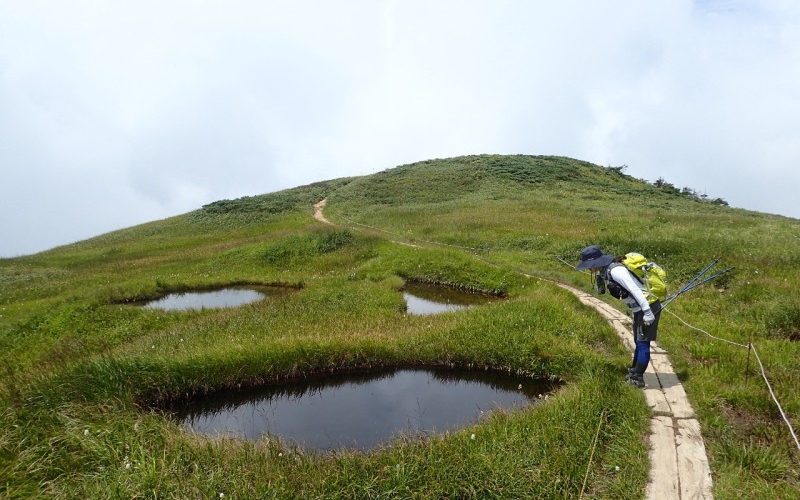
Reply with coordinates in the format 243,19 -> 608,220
470,433 -> 476,440
84,429 -> 89,436
615,466 -> 620,472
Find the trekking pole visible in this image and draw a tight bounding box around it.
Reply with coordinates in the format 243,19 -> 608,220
678,268 -> 734,294
661,263 -> 732,310
661,261 -> 717,309
678,259 -> 719,296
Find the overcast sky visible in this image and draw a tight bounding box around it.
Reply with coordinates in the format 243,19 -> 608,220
2,1 -> 799,257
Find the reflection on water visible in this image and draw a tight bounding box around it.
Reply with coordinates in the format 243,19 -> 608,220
172,368 -> 555,451
403,282 -> 497,316
143,288 -> 266,311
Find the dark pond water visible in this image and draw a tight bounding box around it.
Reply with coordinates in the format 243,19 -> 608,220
403,282 -> 497,316
173,368 -> 554,451
143,288 -> 272,311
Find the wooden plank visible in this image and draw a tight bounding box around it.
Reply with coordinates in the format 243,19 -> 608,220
596,302 -> 628,321
676,419 -> 714,499
650,354 -> 696,419
651,343 -> 668,355
556,283 -> 584,295
650,353 -> 674,374
662,381 -> 696,420
646,416 -> 680,500
589,303 -> 618,322
611,320 -> 634,350
611,319 -> 628,332
644,374 -> 673,417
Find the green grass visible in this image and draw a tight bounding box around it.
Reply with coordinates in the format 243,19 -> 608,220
1,155 -> 798,498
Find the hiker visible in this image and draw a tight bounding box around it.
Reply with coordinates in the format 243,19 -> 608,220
576,245 -> 662,388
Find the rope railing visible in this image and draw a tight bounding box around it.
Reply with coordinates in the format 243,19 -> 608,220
321,203 -> 800,456
751,345 -> 800,452
555,255 -> 591,274
663,309 -> 799,453
663,310 -> 749,348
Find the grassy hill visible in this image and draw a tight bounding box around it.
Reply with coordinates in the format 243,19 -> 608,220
1,155 -> 798,498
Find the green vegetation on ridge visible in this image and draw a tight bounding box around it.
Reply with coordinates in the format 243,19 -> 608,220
1,155 -> 798,498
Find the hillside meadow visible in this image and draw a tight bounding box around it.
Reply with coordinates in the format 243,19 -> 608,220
1,155 -> 798,498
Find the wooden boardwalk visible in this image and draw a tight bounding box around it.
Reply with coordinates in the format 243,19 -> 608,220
556,283 -> 713,500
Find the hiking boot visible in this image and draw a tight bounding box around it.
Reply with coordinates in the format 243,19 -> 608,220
626,373 -> 645,388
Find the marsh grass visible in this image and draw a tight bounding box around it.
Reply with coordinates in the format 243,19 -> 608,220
1,155 -> 798,497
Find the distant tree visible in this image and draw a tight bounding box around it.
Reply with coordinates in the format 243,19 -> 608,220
650,176 -> 727,205
607,164 -> 628,175
653,177 -> 680,195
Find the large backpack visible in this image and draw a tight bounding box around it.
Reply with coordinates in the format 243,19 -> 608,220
606,253 -> 668,304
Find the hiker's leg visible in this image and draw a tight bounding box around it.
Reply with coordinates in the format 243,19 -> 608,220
633,301 -> 660,375
627,308 -> 648,387
630,342 -> 640,369
633,340 -> 651,375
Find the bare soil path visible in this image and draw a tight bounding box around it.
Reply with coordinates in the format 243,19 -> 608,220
313,199 -> 332,225
315,198 -> 422,248
314,198 -> 713,499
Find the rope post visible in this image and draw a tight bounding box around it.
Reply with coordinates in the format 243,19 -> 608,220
745,336 -> 753,383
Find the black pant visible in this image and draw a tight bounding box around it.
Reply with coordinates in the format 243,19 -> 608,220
632,301 -> 662,342
630,301 -> 662,376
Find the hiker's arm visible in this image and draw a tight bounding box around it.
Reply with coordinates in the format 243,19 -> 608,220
609,266 -> 651,311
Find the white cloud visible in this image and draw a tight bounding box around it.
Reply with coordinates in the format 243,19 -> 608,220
1,1 -> 799,256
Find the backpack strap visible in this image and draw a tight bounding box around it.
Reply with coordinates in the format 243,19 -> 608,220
604,263 -> 630,299
612,260 -> 644,285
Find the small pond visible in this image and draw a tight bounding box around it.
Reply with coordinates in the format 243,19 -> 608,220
142,287 -> 284,311
172,368 -> 555,451
403,282 -> 498,316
